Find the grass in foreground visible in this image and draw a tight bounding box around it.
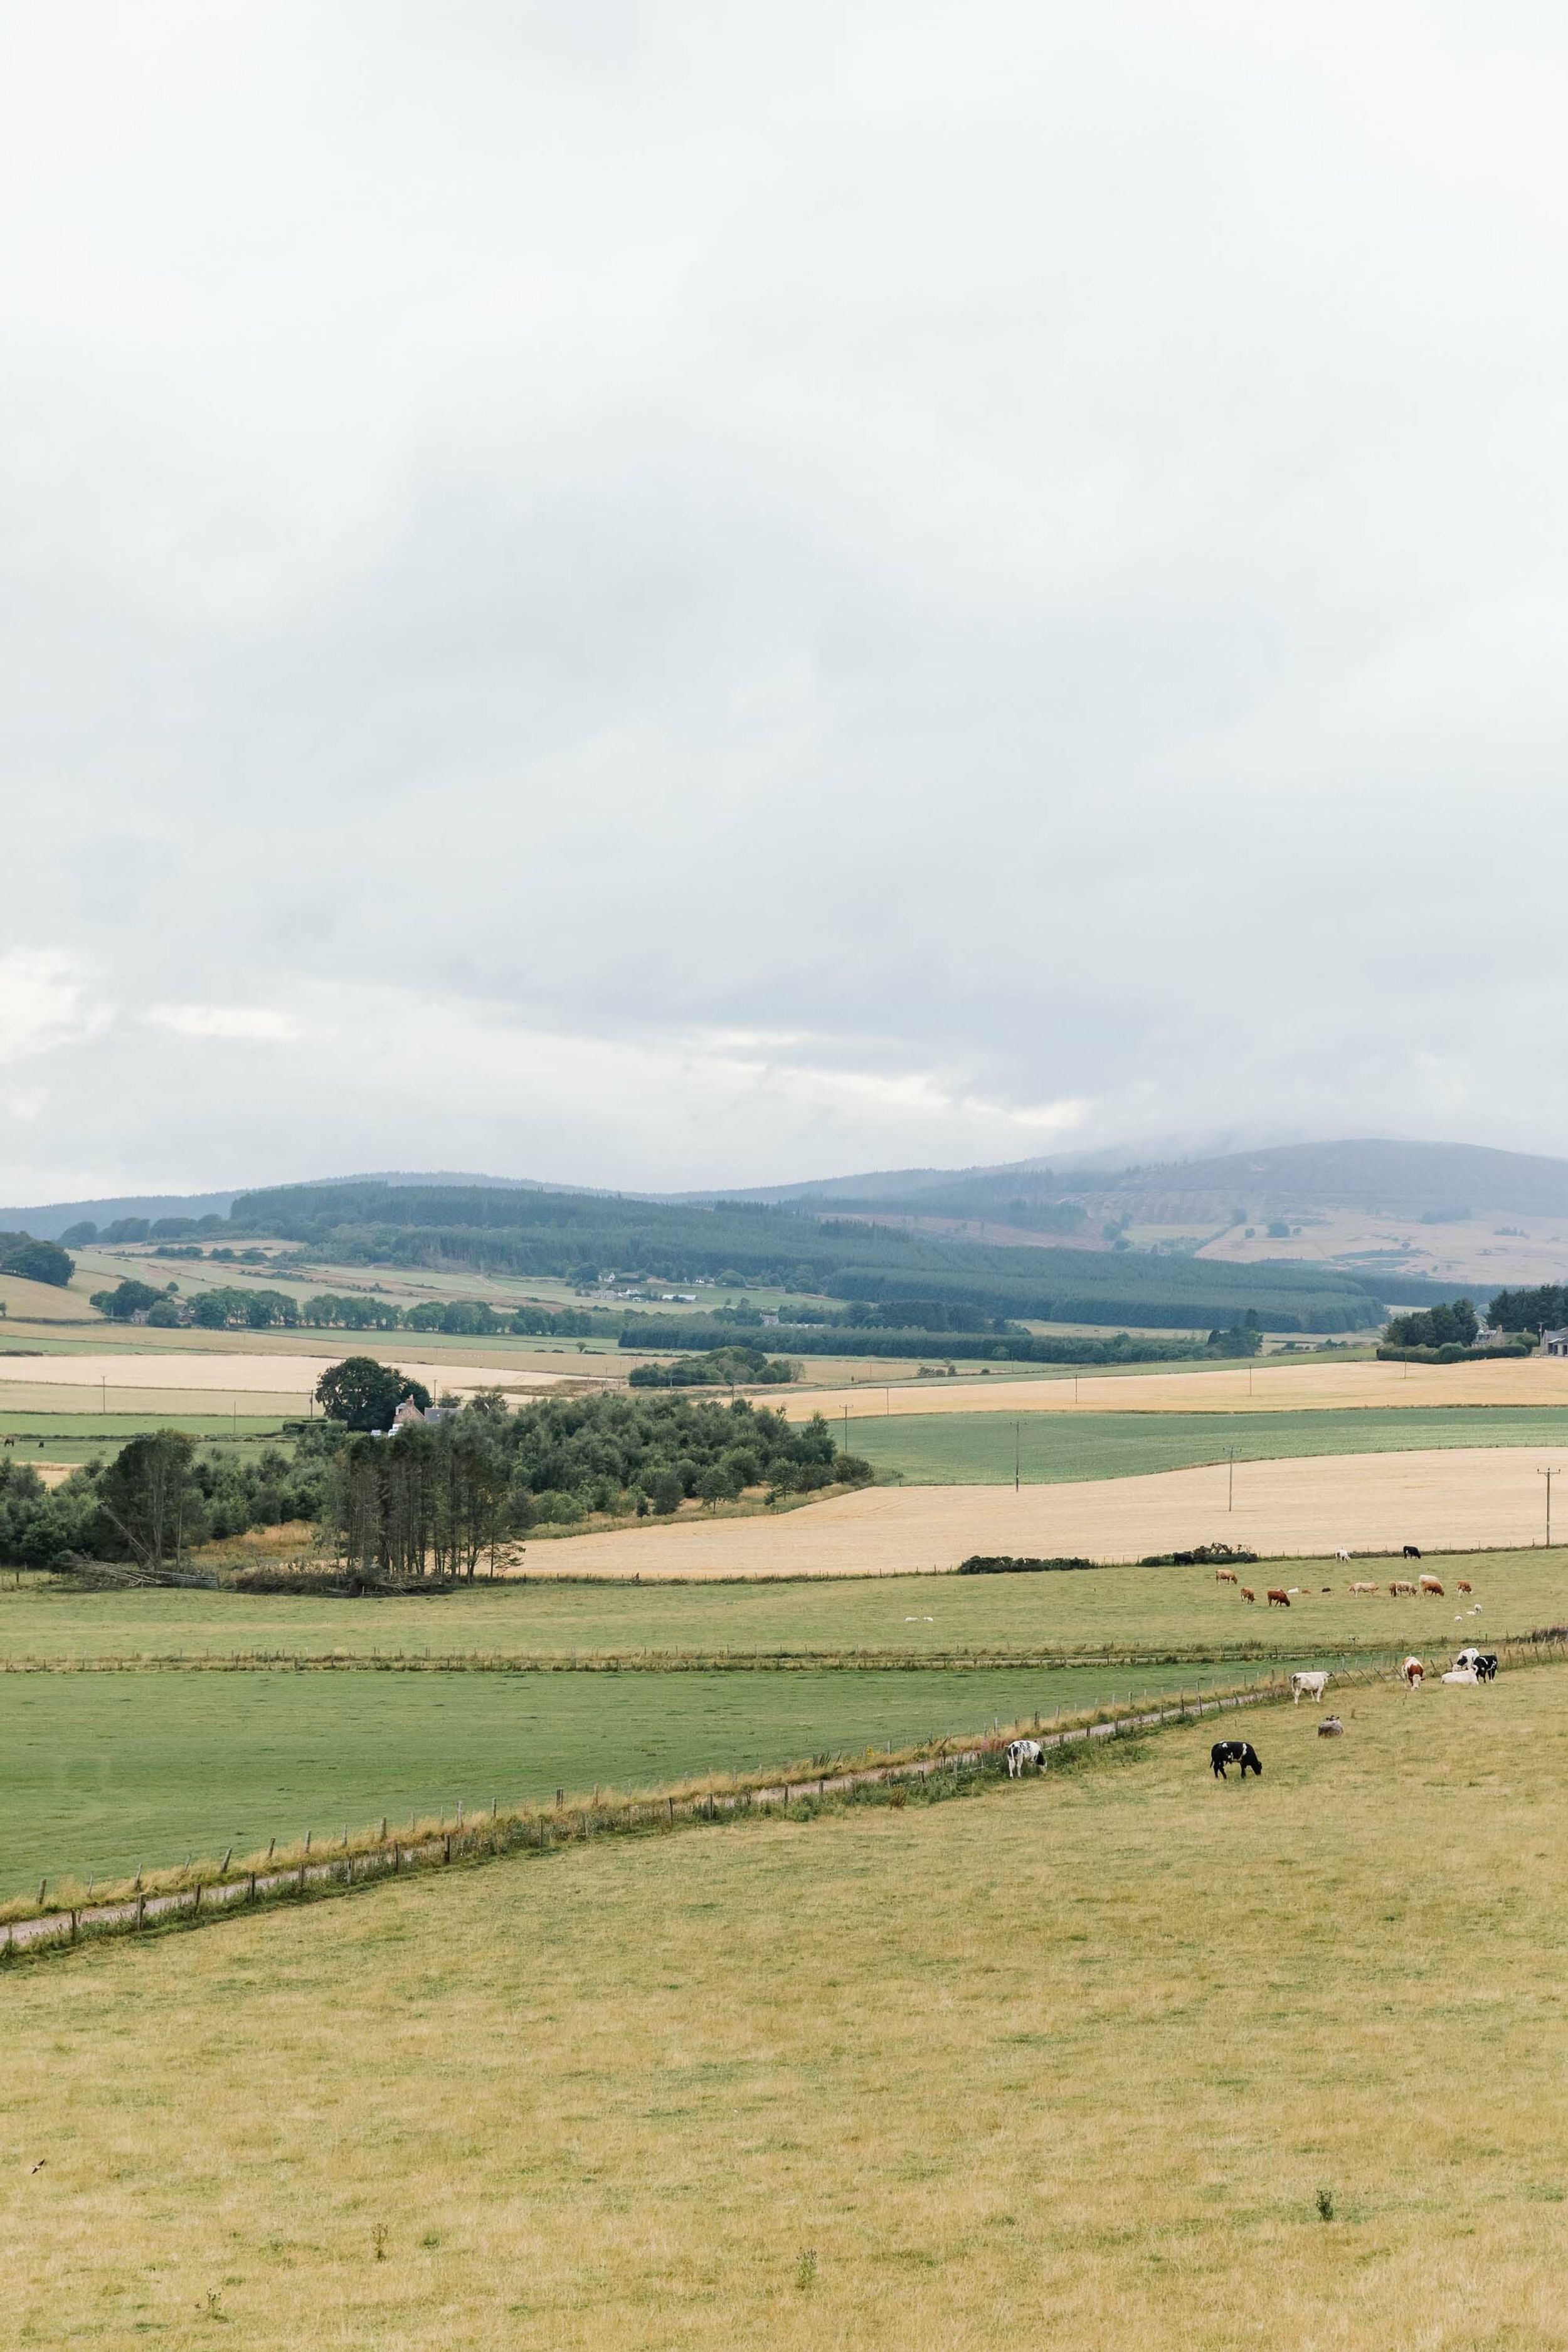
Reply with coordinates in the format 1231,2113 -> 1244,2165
853,1402 -> 1568,1484
0,1660 -> 1214,1894
3,1666 -> 1565,2347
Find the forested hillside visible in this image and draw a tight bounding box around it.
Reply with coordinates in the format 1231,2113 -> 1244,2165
228,1179 -> 1384,1331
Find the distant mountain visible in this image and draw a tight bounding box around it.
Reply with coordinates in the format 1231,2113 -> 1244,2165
0,1189 -> 246,1239
1091,1140 -> 1568,1220
687,1139 -> 1568,1222
0,1169 -> 576,1240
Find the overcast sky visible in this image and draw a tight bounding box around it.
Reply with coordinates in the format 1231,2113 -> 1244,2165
6,1 -> 1568,1202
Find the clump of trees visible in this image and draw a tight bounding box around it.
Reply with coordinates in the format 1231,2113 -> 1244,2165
0,1378 -> 872,1579
1486,1284 -> 1568,1333
0,1435 -> 330,1571
90,1278 -> 171,1321
0,1234 -> 74,1287
629,1346 -> 798,1387
314,1357 -> 432,1431
1385,1299 -> 1479,1349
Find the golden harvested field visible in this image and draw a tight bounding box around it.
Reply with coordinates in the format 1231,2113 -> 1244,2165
0,1269 -> 98,1323
3,1666 -> 1565,2348
0,1348 -> 585,1419
785,1353 -> 1568,1419
506,1446 -> 1568,1577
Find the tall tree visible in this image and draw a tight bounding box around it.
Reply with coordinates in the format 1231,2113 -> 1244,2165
95,1431 -> 199,1569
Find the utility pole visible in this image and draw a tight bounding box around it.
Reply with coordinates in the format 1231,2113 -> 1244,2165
1015,1419 -> 1020,1493
1541,1466 -> 1557,1548
1228,1447 -> 1235,1512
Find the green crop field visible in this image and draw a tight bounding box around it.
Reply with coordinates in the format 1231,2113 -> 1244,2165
3,1665 -> 1565,2348
0,1412 -> 292,1454
854,1404 -> 1568,1485
2,1543 -> 1559,1663
0,1660 -> 1210,1894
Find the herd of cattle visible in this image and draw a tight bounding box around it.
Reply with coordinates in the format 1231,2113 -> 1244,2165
1215,1565 -> 1479,1608
1000,1641 -> 1500,1787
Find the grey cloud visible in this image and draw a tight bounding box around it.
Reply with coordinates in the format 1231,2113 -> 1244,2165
4,1 -> 1568,1195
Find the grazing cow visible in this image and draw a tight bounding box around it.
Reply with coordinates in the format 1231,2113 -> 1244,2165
1350,1581 -> 1378,1596
1005,1739 -> 1044,1777
1456,1580 -> 1472,1594
1389,1580 -> 1417,1597
1266,1587 -> 1290,1607
1454,1648 -> 1498,1682
1419,1575 -> 1445,1596
1239,1586 -> 1256,1603
1318,1715 -> 1345,1737
1402,1544 -> 1422,1560
1216,1567 -> 1238,1585
1401,1656 -> 1424,1687
1336,1547 -> 1350,1563
1210,1740 -> 1262,1779
1291,1671 -> 1329,1706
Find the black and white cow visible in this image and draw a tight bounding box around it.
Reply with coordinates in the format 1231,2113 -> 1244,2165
1005,1739 -> 1044,1777
1454,1647 -> 1498,1682
1210,1740 -> 1262,1779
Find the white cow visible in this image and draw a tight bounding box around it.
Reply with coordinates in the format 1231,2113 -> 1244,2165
1005,1739 -> 1044,1777
1441,1667 -> 1478,1686
1336,1548 -> 1350,1563
1291,1671 -> 1329,1706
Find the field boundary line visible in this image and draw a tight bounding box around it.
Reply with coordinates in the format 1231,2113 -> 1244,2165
0,1638 -> 1485,1676
8,1633 -> 1565,1963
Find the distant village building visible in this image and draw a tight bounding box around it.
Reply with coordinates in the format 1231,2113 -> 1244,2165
1542,1330 -> 1568,1358
390,1399 -> 425,1430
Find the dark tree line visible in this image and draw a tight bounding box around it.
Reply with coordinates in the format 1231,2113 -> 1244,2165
220,1178 -> 1384,1330
0,1386 -> 872,1575
1486,1285 -> 1568,1333
1384,1299 -> 1480,1348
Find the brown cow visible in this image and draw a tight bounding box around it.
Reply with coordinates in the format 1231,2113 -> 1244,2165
1456,1580 -> 1473,1594
1239,1586 -> 1255,1602
1389,1579 -> 1417,1597
1266,1587 -> 1290,1607
1401,1655 -> 1424,1687
1419,1576 -> 1445,1596
1215,1567 -> 1238,1585
1350,1581 -> 1378,1595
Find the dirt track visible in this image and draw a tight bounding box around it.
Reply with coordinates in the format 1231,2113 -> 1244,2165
514,1445 -> 1568,1579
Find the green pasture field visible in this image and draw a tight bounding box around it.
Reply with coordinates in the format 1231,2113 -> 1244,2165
4,1667 -> 1565,2349
0,1660 -> 1208,1892
0,1413 -> 290,1455
1,1542 -> 1555,1665
854,1403 -> 1568,1484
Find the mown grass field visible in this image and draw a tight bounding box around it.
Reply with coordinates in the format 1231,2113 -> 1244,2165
4,1542 -> 1559,1661
0,1660 -> 1209,1895
1,1543 -> 1554,1661
3,1665 -> 1564,2348
854,1404 -> 1568,1485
